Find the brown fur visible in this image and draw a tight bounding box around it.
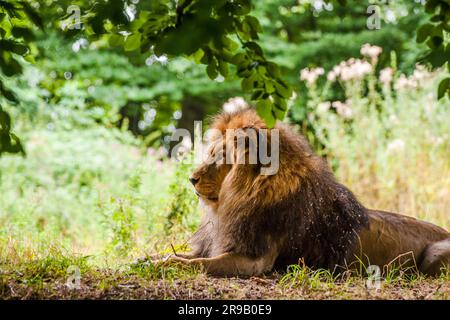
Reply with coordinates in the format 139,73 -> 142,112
159,109 -> 450,277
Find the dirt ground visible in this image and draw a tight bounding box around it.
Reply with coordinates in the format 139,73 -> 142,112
1,272 -> 448,300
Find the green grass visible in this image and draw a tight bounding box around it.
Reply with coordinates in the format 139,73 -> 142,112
1,254 -> 447,299
280,264 -> 336,290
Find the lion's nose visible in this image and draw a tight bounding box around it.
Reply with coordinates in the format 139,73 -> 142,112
189,177 -> 200,186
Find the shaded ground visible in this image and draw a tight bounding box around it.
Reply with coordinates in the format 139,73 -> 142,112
1,271 -> 448,300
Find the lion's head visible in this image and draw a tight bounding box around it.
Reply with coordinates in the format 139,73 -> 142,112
190,109 -> 310,210
189,108 -> 287,207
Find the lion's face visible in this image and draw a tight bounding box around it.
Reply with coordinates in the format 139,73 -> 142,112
189,109 -> 279,203
189,139 -> 232,203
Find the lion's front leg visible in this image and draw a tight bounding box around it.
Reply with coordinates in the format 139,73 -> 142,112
163,251 -> 277,277
153,252 -> 198,260
137,252 -> 198,265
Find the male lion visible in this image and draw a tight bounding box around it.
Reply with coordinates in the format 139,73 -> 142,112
157,109 -> 450,277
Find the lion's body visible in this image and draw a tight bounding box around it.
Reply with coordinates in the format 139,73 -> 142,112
159,109 -> 449,277
357,210 -> 449,275
191,171 -> 370,272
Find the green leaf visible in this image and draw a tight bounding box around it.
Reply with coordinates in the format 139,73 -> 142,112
231,52 -> 246,65
20,1 -> 44,29
251,89 -> 264,100
11,26 -> 34,41
0,107 -> 11,131
0,39 -> 29,56
426,35 -> 443,49
232,0 -> 251,15
424,24 -> 444,49
273,95 -> 287,111
206,59 -> 219,80
191,49 -> 205,64
244,16 -> 262,33
425,0 -> 439,14
124,34 -> 141,51
109,34 -> 124,47
243,16 -> 260,39
274,82 -> 292,99
200,48 -> 212,64
0,81 -> 17,103
237,62 -> 252,77
24,54 -> 35,64
221,36 -> 239,51
0,55 -> 23,76
0,131 -> 24,155
438,77 -> 450,99
264,80 -> 275,93
416,23 -> 433,43
267,62 -> 281,78
218,59 -> 229,78
256,99 -> 275,128
241,75 -> 254,92
422,46 -> 448,68
244,41 -> 263,56
272,106 -> 286,120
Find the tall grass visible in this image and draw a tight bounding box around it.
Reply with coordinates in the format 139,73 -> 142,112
297,46 -> 449,229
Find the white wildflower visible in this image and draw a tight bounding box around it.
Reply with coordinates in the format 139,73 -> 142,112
379,67 -> 393,84
360,43 -> 382,59
411,65 -> 430,83
388,114 -> 399,125
337,58 -> 372,81
387,139 -> 405,153
394,74 -> 417,90
300,67 -> 324,85
327,70 -> 337,82
395,74 -> 408,89
354,59 -> 372,78
315,67 -> 325,75
332,100 -> 353,119
317,101 -> 331,113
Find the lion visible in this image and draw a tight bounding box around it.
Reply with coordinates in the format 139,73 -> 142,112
157,108 -> 450,277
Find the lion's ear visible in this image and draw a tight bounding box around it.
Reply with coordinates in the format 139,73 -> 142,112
232,127 -> 260,166
226,125 -> 276,174
240,127 -> 277,176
